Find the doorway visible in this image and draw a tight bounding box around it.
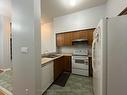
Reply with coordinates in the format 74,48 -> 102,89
0,16 -> 13,95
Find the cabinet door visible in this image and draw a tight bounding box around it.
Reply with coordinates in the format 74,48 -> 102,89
48,62 -> 54,83
87,29 -> 94,45
80,30 -> 88,39
56,33 -> 64,47
54,57 -> 64,81
41,64 -> 49,93
89,57 -> 93,77
63,56 -> 72,72
41,62 -> 54,94
64,32 -> 73,46
72,31 -> 81,40
56,28 -> 95,47
72,31 -> 87,40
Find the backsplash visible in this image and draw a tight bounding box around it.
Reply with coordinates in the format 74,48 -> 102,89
57,45 -> 92,55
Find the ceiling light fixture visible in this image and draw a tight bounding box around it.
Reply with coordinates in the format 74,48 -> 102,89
60,0 -> 82,8
69,0 -> 76,7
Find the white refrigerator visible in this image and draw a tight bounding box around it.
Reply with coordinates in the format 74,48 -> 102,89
92,15 -> 127,95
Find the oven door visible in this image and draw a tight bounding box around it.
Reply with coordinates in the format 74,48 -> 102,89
72,56 -> 89,70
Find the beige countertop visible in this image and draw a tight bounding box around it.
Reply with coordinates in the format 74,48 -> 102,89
41,53 -> 91,66
41,58 -> 53,65
61,53 -> 72,56
41,54 -> 64,65
41,53 -> 72,65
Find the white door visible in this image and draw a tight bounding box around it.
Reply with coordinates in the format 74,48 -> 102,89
0,16 -> 11,68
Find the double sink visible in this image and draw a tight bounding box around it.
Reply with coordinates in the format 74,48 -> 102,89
41,54 -> 62,65
42,54 -> 61,58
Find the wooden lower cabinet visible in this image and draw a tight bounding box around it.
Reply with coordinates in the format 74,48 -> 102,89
54,56 -> 72,81
54,56 -> 64,80
89,57 -> 93,77
63,56 -> 72,72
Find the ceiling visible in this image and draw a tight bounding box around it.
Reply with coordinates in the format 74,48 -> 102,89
41,0 -> 107,24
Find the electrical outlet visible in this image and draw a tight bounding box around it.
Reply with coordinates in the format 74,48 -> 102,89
25,89 -> 29,95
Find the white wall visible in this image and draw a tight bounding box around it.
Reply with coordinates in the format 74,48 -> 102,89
54,4 -> 106,33
41,22 -> 56,54
0,0 -> 11,69
58,45 -> 91,54
0,0 -> 11,17
0,16 -> 11,69
0,17 -> 3,67
12,0 -> 41,95
107,0 -> 127,17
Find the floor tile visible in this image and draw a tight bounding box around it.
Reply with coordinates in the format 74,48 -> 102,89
43,74 -> 93,95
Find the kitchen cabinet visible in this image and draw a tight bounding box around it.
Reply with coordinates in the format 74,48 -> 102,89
72,30 -> 88,40
54,56 -> 64,81
41,61 -> 54,94
56,32 -> 72,47
56,33 -> 64,47
89,57 -> 93,77
54,56 -> 71,81
64,32 -> 73,46
63,56 -> 72,72
87,29 -> 94,46
56,28 -> 95,47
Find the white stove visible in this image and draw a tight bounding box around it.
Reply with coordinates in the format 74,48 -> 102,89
72,49 -> 89,76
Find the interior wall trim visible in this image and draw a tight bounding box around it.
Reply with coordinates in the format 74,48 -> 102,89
118,7 -> 127,16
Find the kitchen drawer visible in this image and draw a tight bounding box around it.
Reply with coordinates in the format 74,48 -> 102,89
72,63 -> 88,70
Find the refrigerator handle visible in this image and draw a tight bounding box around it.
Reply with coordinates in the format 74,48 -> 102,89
92,38 -> 97,72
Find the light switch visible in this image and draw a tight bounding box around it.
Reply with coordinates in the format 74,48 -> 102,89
21,47 -> 29,54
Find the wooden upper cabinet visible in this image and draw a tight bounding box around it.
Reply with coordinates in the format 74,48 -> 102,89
56,28 -> 95,47
56,33 -> 64,47
72,31 -> 87,40
80,30 -> 88,39
64,32 -> 73,46
87,29 -> 94,45
72,31 -> 81,40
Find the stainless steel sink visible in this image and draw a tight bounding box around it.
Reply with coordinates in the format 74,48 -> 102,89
42,54 -> 60,58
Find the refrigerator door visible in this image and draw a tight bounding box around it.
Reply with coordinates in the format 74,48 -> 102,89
92,26 -> 102,95
107,16 -> 127,95
92,19 -> 107,95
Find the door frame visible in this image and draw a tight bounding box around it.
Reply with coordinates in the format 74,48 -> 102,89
118,7 -> 127,16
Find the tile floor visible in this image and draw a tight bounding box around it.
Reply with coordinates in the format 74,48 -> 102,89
43,74 -> 93,95
0,70 -> 13,93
